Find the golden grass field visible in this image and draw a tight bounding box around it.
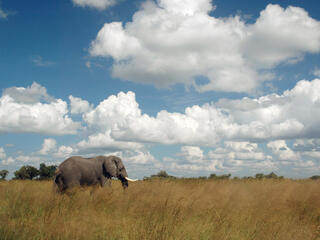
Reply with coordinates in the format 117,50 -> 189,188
0,179 -> 320,240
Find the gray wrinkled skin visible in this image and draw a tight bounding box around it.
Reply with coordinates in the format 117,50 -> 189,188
54,156 -> 129,192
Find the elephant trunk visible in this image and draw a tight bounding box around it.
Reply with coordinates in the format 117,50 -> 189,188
122,178 -> 129,188
119,175 -> 128,189
120,177 -> 138,189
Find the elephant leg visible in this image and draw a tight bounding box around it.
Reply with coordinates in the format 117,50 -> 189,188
99,176 -> 107,187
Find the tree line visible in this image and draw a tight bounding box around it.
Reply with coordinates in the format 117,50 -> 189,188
1,167 -> 320,181
0,163 -> 57,181
143,171 -> 320,180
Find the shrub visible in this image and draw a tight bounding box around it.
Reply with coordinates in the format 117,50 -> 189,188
209,173 -> 231,180
144,170 -> 176,180
13,166 -> 39,180
254,172 -> 284,180
255,173 -> 265,179
39,163 -> 57,180
0,169 -> 9,180
310,175 -> 320,180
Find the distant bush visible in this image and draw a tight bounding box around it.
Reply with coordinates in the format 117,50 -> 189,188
39,163 -> 57,180
254,172 -> 284,180
11,163 -> 57,180
143,172 -> 288,181
255,173 -> 265,179
198,176 -> 208,180
266,172 -> 278,179
0,170 -> 9,180
209,173 -> 231,180
310,175 -> 320,180
144,170 -> 176,180
143,171 -> 290,182
242,176 -> 254,180
13,166 -> 39,180
153,170 -> 170,178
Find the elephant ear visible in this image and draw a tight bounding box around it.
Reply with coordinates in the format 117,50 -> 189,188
114,157 -> 124,169
102,157 -> 118,177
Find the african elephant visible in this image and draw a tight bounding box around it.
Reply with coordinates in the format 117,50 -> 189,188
54,155 -> 137,192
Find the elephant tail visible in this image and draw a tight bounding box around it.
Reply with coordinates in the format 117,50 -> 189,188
53,168 -> 64,193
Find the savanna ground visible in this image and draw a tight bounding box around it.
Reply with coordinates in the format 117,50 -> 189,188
0,179 -> 320,240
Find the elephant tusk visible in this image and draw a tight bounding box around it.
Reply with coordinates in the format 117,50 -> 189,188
125,177 -> 138,182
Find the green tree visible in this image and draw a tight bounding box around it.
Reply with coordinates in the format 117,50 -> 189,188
209,173 -> 217,179
209,173 -> 231,180
144,170 -> 176,180
198,176 -> 207,180
255,173 -> 265,179
156,170 -> 169,178
263,172 -> 284,179
0,170 -> 9,180
39,163 -> 57,180
14,166 -> 39,180
220,174 -> 231,180
266,172 -> 278,179
310,175 -> 320,180
150,170 -> 170,178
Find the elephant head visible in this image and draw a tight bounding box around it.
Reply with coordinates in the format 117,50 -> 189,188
101,156 -> 137,188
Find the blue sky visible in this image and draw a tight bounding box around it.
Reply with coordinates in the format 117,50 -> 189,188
1,0 -> 320,179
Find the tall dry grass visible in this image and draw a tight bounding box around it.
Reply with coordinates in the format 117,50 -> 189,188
0,179 -> 320,240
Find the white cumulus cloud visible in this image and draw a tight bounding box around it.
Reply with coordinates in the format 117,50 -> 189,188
82,79 -> 320,146
267,140 -> 298,161
0,83 -> 80,135
76,130 -> 144,153
39,139 -> 57,155
69,95 -> 93,114
89,1 -> 320,93
1,157 -> 15,165
15,155 -> 41,163
55,145 -> 74,158
3,82 -> 53,104
72,0 -> 116,10
177,146 -> 204,163
208,141 -> 273,170
163,142 -> 273,175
